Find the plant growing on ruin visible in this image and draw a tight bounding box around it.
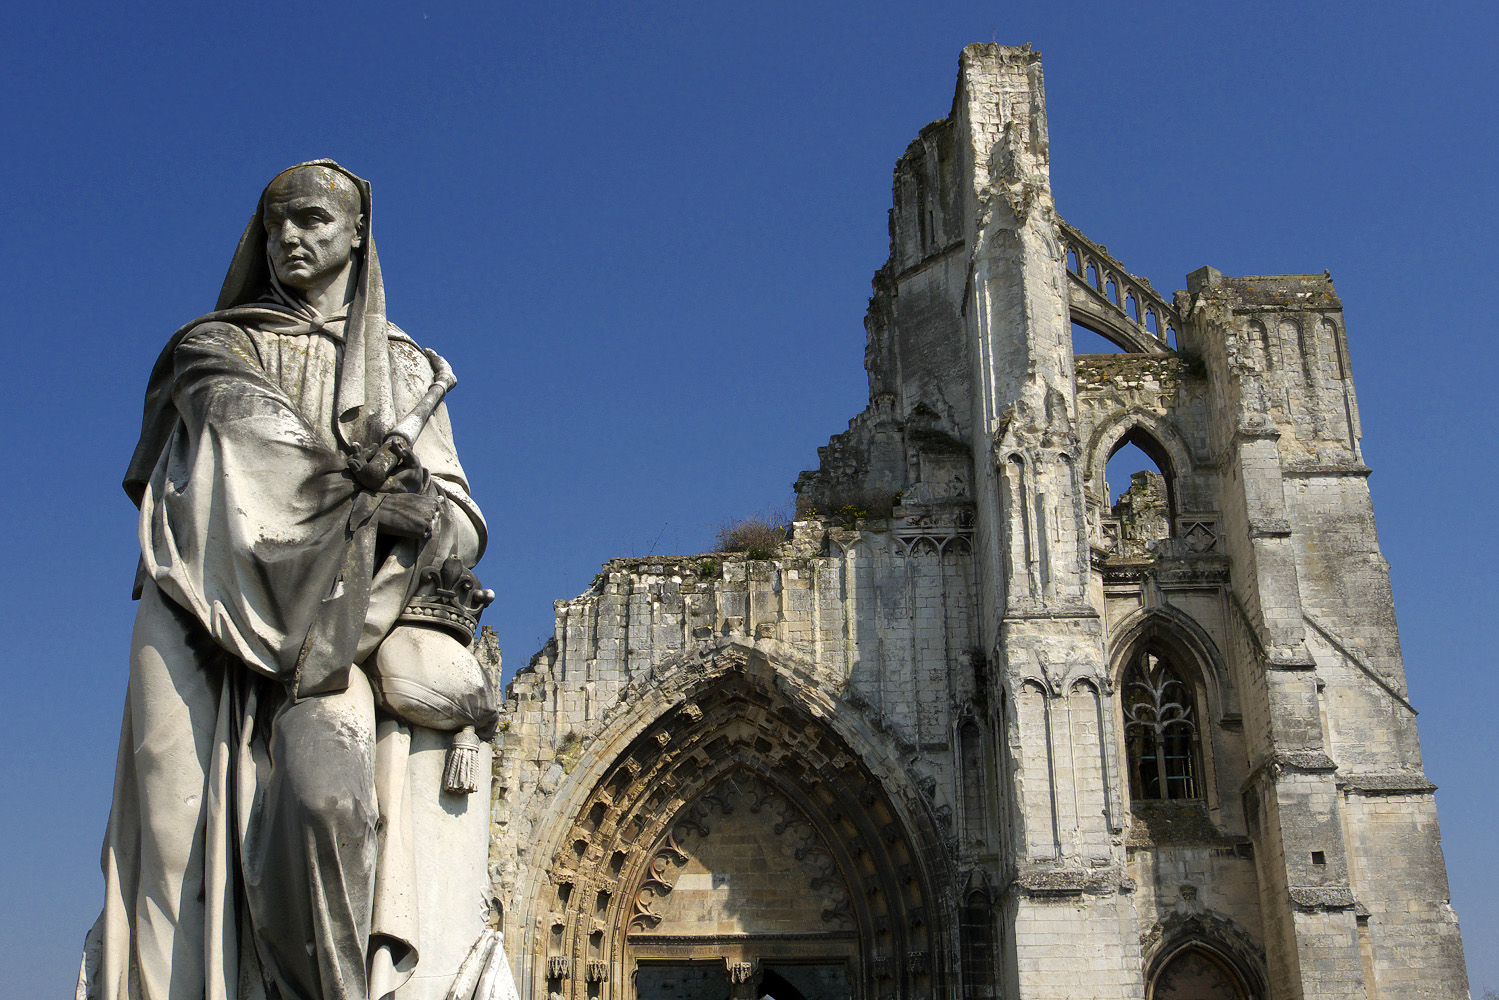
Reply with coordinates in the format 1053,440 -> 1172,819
795,486 -> 901,528
713,509 -> 790,559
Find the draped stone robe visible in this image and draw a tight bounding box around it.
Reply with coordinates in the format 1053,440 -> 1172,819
80,306 -> 486,1000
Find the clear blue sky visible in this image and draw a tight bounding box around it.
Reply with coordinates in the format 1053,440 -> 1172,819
4,3 -> 1494,994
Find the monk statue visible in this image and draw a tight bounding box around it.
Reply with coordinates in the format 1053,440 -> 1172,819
78,162 -> 518,1000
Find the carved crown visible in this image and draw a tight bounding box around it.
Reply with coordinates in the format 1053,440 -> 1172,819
397,553 -> 495,642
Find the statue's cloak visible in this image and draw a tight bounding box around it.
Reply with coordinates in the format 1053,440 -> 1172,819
81,162 -> 487,1000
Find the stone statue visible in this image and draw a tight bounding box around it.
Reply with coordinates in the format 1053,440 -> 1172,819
78,162 -> 518,1000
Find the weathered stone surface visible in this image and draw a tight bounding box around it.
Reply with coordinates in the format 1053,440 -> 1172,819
490,43 -> 1467,1000
82,162 -> 509,1000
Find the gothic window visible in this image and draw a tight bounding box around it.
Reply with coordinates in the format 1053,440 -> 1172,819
960,892 -> 997,1000
1122,649 -> 1200,801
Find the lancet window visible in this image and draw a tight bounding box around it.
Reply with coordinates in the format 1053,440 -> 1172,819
1122,649 -> 1200,801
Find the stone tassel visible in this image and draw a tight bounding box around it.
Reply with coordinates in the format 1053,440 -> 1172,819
443,726 -> 482,794
447,929 -> 496,1000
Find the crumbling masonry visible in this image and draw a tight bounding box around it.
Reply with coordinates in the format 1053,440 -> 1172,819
485,44 -> 1469,1000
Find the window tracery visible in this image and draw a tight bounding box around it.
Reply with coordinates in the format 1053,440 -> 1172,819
1122,649 -> 1200,801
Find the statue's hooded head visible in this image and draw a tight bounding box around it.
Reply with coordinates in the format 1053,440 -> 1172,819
126,161 -> 397,503
214,160 -> 394,448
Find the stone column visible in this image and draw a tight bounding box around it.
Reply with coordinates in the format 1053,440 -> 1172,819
955,44 -> 1140,999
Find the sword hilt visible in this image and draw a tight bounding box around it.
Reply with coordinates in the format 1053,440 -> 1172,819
351,349 -> 457,489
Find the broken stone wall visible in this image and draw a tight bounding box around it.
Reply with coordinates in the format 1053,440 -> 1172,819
488,40 -> 1468,1000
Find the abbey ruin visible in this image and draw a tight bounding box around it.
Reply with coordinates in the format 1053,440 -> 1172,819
484,44 -> 1469,1000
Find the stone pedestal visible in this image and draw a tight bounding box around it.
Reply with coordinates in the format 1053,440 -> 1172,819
397,729 -> 496,1000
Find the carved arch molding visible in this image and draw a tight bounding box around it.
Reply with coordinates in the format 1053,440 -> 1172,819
538,668 -> 950,1000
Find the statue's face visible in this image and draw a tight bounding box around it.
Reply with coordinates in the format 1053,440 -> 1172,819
262,166 -> 364,292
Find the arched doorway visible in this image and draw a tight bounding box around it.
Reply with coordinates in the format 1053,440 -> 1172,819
534,668 -> 949,1000
627,768 -> 858,994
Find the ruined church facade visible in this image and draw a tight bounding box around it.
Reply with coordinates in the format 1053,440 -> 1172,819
485,45 -> 1468,1000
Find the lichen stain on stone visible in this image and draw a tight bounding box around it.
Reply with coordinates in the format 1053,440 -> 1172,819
555,737 -> 583,774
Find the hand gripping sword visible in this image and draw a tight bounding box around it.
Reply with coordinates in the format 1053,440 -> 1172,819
352,348 -> 458,489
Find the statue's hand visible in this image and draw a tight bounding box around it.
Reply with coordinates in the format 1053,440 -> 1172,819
381,450 -> 430,495
348,439 -> 429,493
376,491 -> 443,539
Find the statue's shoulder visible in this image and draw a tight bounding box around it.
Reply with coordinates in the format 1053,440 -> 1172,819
385,323 -> 433,379
386,322 -> 420,350
174,306 -> 296,344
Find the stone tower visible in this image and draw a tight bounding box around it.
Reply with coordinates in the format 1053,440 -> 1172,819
488,44 -> 1468,1000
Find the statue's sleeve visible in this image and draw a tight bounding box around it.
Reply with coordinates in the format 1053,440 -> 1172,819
138,322 -> 371,682
417,398 -> 486,563
388,334 -> 487,562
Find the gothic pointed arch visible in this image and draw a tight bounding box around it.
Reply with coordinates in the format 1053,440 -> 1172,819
520,646 -> 956,1000
1084,410 -> 1196,521
1142,912 -> 1268,1000
1109,610 -> 1226,809
1109,607 -> 1229,720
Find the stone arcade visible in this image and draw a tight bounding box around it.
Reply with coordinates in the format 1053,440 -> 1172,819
486,45 -> 1469,1000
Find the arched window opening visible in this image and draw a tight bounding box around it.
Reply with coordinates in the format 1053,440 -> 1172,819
1122,649 -> 1200,801
1073,320 -> 1129,354
1149,946 -> 1249,1000
1067,247 -> 1079,272
1145,310 -> 1159,335
1166,324 -> 1179,350
960,720 -> 988,848
960,893 -> 998,1000
1106,440 -> 1166,506
1086,261 -> 1100,288
1104,432 -> 1174,555
1125,293 -> 1139,322
1105,277 -> 1119,303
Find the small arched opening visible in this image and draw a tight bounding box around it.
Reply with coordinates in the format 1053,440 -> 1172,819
1103,428 -> 1177,552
